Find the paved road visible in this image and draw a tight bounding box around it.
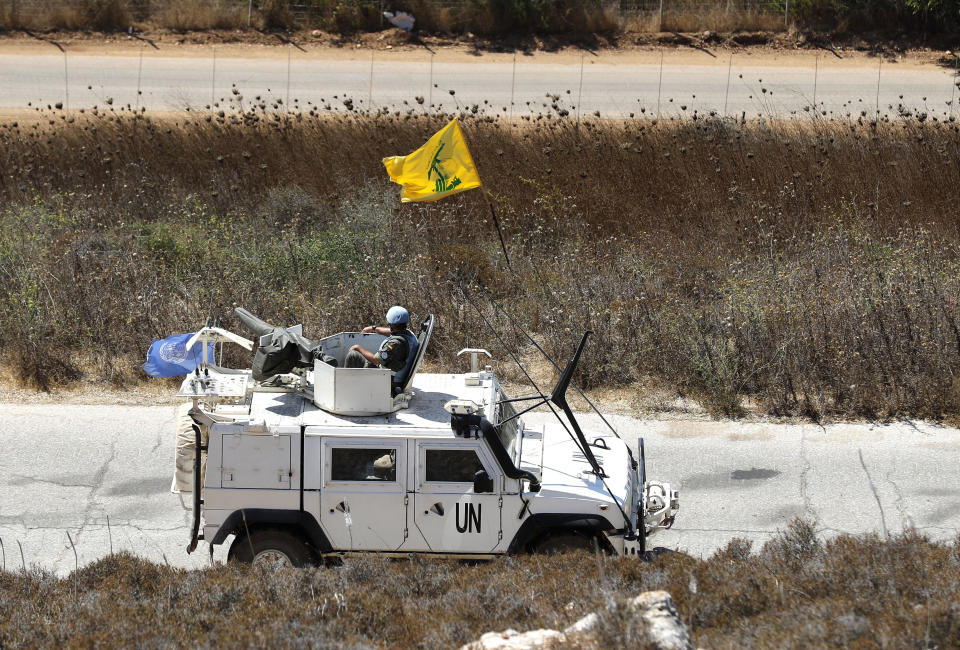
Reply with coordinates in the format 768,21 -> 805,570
1,52 -> 957,119
554,413 -> 960,558
0,404 -> 956,574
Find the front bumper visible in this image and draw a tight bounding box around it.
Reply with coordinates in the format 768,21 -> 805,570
643,481 -> 680,537
605,481 -> 679,558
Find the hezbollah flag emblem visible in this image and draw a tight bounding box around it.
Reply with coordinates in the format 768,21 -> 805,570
382,118 -> 482,202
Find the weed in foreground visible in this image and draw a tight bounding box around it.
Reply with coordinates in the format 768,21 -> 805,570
0,523 -> 957,648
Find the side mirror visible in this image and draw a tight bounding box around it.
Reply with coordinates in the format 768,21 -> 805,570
473,470 -> 494,494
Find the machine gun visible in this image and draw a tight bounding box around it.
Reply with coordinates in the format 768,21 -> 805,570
234,307 -> 319,381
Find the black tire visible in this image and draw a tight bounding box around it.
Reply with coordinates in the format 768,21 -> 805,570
228,528 -> 316,568
532,531 -> 598,555
641,546 -> 690,563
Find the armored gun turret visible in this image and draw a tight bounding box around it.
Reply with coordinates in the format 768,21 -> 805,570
230,307 -> 435,416
234,307 -> 318,382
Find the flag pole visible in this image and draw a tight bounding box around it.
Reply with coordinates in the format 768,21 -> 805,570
461,118 -> 511,271
481,188 -> 512,271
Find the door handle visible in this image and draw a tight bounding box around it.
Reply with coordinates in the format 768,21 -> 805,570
332,501 -> 349,514
427,503 -> 444,516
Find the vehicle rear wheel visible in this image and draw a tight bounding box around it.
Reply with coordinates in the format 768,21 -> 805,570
229,529 -> 316,568
533,531 -> 598,555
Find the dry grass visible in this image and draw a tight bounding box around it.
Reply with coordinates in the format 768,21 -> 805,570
1,104 -> 960,419
661,5 -> 787,33
157,0 -> 249,32
407,0 -> 622,36
2,0 -> 131,31
0,0 -> 622,34
0,0 -> 951,36
0,522 -> 958,648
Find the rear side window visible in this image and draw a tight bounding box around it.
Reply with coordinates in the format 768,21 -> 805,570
331,447 -> 397,482
425,449 -> 484,482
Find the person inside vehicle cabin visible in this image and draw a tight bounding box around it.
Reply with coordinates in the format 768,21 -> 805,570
345,306 -> 420,390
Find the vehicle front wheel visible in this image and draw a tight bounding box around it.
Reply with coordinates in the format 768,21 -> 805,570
229,529 -> 316,568
533,531 -> 598,555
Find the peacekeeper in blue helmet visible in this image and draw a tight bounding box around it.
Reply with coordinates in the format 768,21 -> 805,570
345,306 -> 420,390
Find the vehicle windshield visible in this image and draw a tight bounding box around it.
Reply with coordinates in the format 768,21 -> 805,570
495,388 -> 522,461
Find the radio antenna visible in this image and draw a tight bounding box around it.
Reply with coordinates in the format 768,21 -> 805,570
459,285 -> 635,539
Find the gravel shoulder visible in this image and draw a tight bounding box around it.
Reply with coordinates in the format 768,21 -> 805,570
0,28 -> 950,70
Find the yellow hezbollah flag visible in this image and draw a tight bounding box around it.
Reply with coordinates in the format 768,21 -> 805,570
382,118 -> 482,202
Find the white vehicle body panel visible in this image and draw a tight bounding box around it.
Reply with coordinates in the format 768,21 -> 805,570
537,429 -> 633,515
221,433 -> 292,489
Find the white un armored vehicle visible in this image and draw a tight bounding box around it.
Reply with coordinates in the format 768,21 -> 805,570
172,309 -> 678,567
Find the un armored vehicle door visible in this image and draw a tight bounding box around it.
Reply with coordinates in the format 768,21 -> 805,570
410,439 -> 507,554
316,437 -> 408,551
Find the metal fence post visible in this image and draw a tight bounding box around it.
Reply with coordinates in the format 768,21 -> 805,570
785,0 -> 790,27
248,0 -> 253,28
136,43 -> 144,110
211,46 -> 216,106
723,52 -> 732,116
63,51 -> 68,111
813,53 -> 819,112
428,52 -> 433,109
657,49 -> 663,118
576,53 -> 584,123
658,0 -> 664,30
875,57 -> 881,116
952,56 -> 959,119
367,49 -> 374,108
509,51 -> 516,119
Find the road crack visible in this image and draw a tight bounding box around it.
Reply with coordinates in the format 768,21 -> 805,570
858,448 -> 889,540
10,474 -> 95,489
884,471 -> 912,532
799,424 -> 818,524
151,408 -> 177,456
55,438 -> 118,566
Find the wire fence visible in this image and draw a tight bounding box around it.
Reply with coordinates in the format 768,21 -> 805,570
620,0 -> 791,29
2,47 -> 956,122
0,0 -> 795,31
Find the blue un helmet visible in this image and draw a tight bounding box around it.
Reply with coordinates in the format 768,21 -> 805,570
386,306 -> 409,325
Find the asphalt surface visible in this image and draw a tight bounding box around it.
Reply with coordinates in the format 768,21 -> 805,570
1,52 -> 957,119
0,403 -> 956,574
549,413 -> 960,558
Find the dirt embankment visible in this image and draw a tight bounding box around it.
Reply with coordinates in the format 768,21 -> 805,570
0,27 -> 952,69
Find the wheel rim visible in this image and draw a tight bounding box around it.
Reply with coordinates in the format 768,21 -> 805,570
252,549 -> 293,569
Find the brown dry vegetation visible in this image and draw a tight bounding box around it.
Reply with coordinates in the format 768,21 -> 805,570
1,0 -> 957,37
1,102 -> 960,419
0,522 -> 958,648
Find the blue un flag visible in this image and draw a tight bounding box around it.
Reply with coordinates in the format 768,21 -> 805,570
142,333 -> 214,377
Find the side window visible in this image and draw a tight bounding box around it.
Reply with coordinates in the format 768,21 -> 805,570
331,447 -> 397,482
425,449 -> 484,483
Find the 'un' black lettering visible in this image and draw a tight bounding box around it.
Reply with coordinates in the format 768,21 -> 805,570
456,503 -> 482,533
